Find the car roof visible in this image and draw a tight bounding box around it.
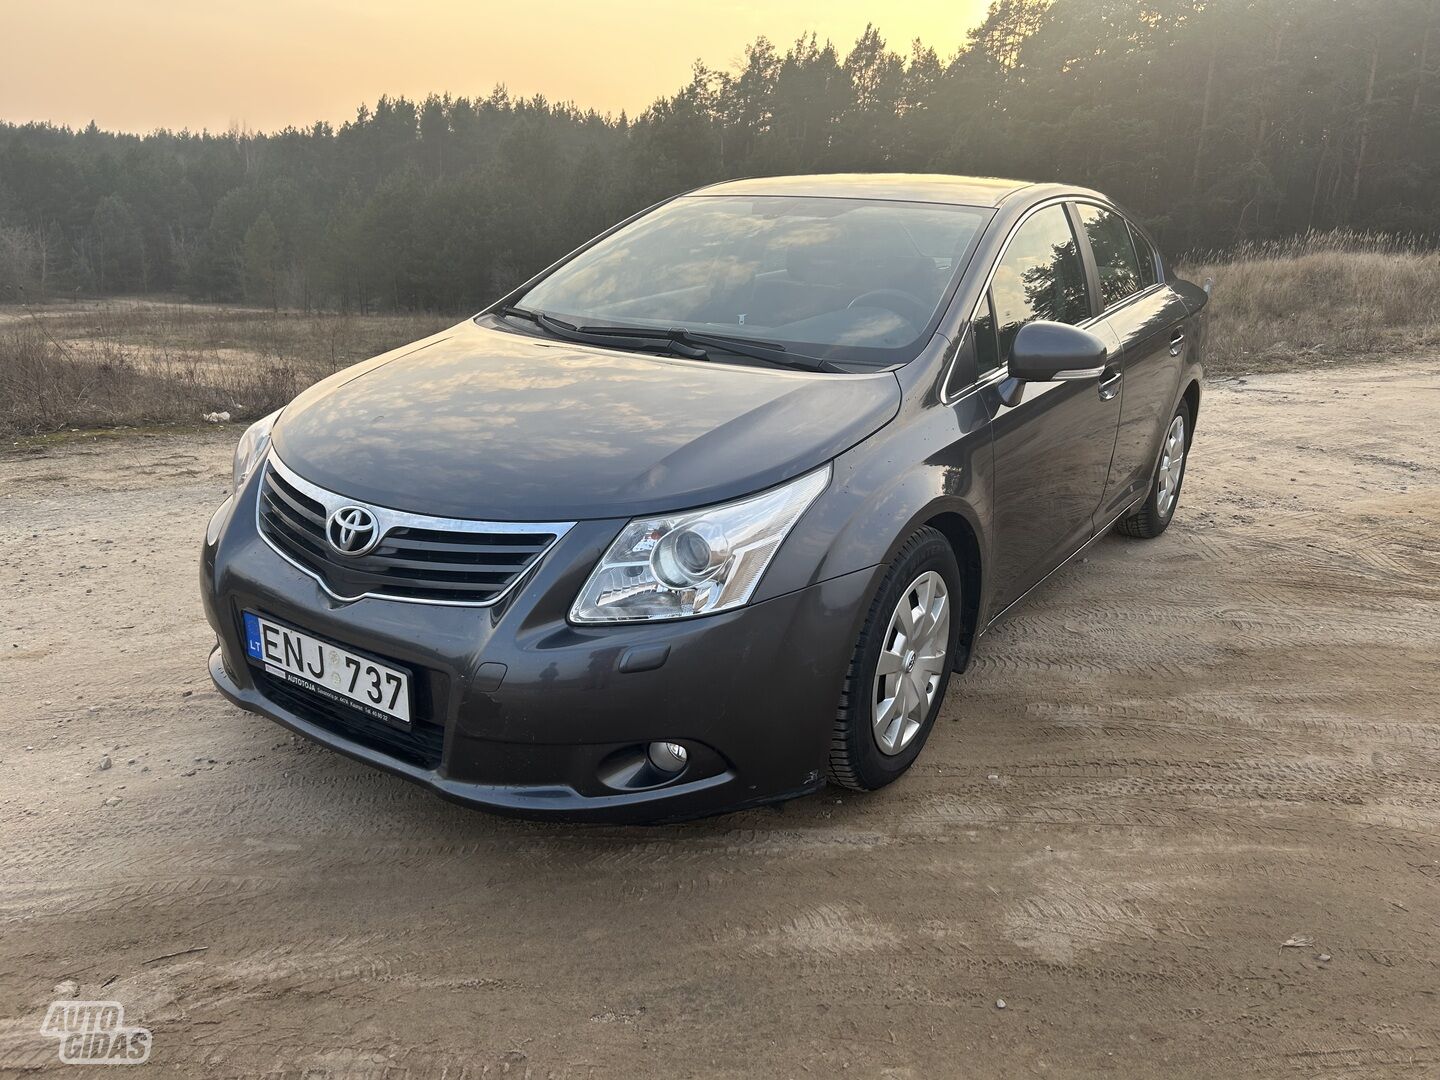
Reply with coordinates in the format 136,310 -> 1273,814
688,173 -> 1051,208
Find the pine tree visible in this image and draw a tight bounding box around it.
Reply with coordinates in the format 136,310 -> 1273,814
241,211 -> 281,309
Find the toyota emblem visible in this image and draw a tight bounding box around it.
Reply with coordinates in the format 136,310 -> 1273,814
326,505 -> 380,556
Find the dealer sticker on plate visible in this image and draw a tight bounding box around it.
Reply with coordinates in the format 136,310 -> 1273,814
243,612 -> 411,724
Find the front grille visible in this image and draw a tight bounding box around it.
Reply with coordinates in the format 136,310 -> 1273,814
257,461 -> 562,604
256,671 -> 445,770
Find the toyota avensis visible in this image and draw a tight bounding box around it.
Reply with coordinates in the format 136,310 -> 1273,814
201,174 -> 1207,823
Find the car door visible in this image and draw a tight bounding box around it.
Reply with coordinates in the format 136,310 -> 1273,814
1075,203 -> 1193,522
979,202 -> 1124,613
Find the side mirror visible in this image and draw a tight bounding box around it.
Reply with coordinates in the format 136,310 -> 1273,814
1008,321 -> 1109,382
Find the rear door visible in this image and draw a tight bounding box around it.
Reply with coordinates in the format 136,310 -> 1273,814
982,202 -> 1124,612
1074,204 -> 1193,523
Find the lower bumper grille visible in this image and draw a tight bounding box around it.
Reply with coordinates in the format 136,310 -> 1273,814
256,671 -> 445,770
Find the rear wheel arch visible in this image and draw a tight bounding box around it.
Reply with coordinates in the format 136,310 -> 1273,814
1117,395 -> 1193,539
1182,379 -> 1200,436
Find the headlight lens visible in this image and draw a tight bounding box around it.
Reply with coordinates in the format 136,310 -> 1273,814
570,466 -> 830,624
232,410 -> 281,494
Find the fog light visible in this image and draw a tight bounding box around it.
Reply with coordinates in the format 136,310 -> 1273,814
647,741 -> 688,774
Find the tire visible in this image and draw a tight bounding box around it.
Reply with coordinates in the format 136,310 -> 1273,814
1116,399 -> 1193,539
827,527 -> 961,792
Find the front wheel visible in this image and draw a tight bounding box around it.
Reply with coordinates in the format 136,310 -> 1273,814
827,527 -> 960,791
1117,400 -> 1192,539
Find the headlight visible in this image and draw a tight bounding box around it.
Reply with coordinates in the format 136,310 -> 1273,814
232,410 -> 281,494
570,466 -> 830,624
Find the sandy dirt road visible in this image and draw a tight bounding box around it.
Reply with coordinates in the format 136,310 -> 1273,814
2,360 -> 1438,1078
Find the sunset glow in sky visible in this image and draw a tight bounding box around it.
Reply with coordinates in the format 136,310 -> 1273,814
3,0 -> 991,133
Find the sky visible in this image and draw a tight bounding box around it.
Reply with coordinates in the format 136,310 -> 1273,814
1,0 -> 991,134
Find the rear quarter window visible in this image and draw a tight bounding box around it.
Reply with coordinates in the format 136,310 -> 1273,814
1129,224 -> 1160,288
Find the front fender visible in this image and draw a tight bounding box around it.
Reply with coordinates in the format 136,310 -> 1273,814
753,371 -> 995,625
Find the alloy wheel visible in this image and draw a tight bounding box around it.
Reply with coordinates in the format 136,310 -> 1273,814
1156,413 -> 1187,517
872,570 -> 950,755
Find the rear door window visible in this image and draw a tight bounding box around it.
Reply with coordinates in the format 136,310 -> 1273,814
1077,204 -> 1143,308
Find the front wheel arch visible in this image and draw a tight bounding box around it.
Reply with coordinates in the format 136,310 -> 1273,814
921,511 -> 983,672
826,526 -> 963,791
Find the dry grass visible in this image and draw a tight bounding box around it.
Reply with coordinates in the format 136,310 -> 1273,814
4,235 -> 1439,437
0,301 -> 451,439
1178,231 -> 1440,375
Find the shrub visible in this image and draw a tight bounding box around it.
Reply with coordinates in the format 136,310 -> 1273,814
1178,232 -> 1440,375
0,303 -> 450,438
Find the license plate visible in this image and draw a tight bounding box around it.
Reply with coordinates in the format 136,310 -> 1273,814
242,612 -> 411,725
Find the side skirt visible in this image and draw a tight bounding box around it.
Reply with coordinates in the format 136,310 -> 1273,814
973,493 -> 1148,642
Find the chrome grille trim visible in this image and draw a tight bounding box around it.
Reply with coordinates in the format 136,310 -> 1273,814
255,451 -> 576,607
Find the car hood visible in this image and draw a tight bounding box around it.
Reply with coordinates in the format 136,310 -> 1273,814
270,319 -> 900,521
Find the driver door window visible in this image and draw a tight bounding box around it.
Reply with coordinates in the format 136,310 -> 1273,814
984,205 -> 1091,371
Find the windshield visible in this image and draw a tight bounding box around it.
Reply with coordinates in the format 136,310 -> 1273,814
511,195 -> 991,370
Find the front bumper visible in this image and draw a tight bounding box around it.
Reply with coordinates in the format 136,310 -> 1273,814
201,478 -> 874,823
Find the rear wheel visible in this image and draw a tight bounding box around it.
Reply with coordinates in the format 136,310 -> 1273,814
827,527 -> 960,791
1116,401 -> 1192,539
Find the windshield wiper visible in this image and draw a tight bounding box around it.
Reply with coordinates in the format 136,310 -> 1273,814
497,305 -> 831,372
496,306 -> 708,359
575,322 -> 833,372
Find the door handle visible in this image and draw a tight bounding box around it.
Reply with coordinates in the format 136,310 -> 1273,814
1169,328 -> 1186,356
1098,369 -> 1121,401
